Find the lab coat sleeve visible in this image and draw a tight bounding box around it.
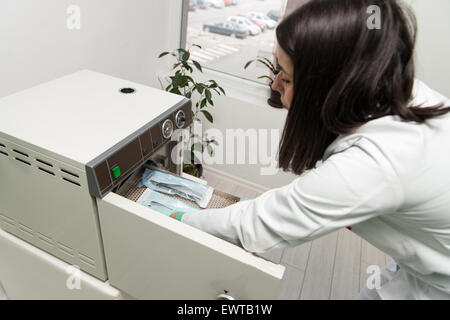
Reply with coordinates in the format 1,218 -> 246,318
182,139 -> 404,253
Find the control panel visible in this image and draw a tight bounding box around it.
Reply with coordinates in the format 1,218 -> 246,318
86,98 -> 192,198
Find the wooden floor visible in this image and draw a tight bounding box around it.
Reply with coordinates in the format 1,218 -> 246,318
203,170 -> 392,300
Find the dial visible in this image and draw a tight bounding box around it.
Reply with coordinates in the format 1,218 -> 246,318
175,110 -> 186,128
161,119 -> 174,139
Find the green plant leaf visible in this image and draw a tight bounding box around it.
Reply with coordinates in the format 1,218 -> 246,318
177,48 -> 189,55
256,58 -> 275,73
170,76 -> 179,88
182,51 -> 190,62
218,86 -> 226,95
192,60 -> 203,72
201,110 -> 213,123
192,44 -> 202,49
182,61 -> 193,73
179,75 -> 189,87
196,84 -> 205,94
261,57 -> 275,66
244,60 -> 254,69
205,89 -> 212,102
200,98 -> 207,108
170,88 -> 181,95
158,51 -> 170,58
257,75 -> 273,81
245,57 -> 276,74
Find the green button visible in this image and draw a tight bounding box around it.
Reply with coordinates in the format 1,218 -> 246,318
112,166 -> 121,179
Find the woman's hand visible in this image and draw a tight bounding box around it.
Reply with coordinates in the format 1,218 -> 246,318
149,204 -> 186,221
168,198 -> 252,221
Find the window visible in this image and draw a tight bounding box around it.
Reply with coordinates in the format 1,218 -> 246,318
182,0 -> 287,85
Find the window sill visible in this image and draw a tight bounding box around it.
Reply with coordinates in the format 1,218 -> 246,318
156,66 -> 272,108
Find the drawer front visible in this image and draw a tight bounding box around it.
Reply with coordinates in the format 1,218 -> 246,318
97,193 -> 284,300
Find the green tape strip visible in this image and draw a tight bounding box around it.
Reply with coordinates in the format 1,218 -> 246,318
175,212 -> 185,222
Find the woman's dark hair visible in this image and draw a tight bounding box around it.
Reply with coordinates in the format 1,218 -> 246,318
276,0 -> 450,175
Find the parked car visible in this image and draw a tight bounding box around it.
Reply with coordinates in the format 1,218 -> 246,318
224,0 -> 233,6
247,11 -> 277,29
203,22 -> 248,38
267,9 -> 280,22
227,15 -> 261,35
188,0 -> 197,11
197,0 -> 210,9
241,14 -> 266,32
231,0 -> 240,5
209,0 -> 225,8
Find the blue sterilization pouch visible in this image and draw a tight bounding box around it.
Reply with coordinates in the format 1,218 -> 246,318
136,189 -> 199,214
140,168 -> 214,208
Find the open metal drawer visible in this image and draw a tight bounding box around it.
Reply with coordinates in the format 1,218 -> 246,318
97,167 -> 285,299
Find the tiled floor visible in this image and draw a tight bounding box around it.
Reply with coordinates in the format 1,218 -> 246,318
202,169 -> 392,300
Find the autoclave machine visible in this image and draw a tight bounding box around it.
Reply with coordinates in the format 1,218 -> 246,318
0,70 -> 284,299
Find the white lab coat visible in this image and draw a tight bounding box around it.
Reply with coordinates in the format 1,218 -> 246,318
182,80 -> 450,299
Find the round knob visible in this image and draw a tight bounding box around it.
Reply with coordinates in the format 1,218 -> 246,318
161,119 -> 174,139
175,110 -> 186,128
216,294 -> 235,300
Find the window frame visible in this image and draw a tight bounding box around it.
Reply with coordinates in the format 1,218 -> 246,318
179,0 -> 283,104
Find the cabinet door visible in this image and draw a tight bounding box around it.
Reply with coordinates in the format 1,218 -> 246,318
97,192 -> 285,299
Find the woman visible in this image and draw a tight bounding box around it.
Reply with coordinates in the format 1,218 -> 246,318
178,0 -> 450,299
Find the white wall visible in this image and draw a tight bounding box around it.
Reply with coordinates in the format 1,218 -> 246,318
0,0 -> 182,98
408,0 -> 450,98
197,78 -> 298,191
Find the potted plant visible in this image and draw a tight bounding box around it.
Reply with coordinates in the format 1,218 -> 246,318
244,57 -> 282,108
158,44 -> 225,178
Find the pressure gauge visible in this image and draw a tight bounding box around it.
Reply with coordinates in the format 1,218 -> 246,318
175,110 -> 186,128
161,119 -> 174,139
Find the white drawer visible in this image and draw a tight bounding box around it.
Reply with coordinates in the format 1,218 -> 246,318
97,170 -> 285,300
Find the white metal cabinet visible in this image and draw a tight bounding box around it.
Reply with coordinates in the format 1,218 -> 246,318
97,192 -> 285,299
0,228 -> 121,300
0,137 -> 107,280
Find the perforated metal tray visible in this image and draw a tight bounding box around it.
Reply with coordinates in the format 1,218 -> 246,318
118,168 -> 240,210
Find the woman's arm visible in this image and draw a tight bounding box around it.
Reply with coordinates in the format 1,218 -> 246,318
182,138 -> 404,253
